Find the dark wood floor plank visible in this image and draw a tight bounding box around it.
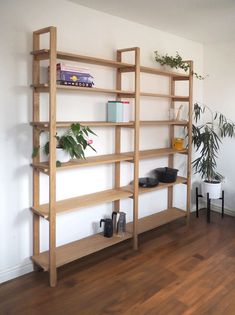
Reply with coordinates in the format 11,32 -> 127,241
1,210 -> 235,315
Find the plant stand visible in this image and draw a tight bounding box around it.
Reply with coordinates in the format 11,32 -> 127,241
196,187 -> 224,223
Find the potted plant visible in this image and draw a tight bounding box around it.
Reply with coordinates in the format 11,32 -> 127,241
192,103 -> 235,198
33,123 -> 97,166
154,51 -> 207,80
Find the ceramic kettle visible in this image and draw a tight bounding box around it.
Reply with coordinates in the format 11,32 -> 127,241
100,218 -> 113,238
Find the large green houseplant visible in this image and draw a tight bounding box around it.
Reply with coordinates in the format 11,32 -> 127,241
33,123 -> 97,166
192,103 -> 235,198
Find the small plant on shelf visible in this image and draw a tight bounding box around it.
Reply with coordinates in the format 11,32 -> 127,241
192,102 -> 235,198
154,51 -> 207,80
32,123 -> 97,166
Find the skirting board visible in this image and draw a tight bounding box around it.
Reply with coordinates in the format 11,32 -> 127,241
0,259 -> 33,284
198,201 -> 235,217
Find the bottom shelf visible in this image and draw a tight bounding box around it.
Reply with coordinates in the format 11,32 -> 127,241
32,207 -> 185,271
133,207 -> 186,234
32,232 -> 132,271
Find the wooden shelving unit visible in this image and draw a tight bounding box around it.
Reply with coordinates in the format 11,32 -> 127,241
31,26 -> 193,287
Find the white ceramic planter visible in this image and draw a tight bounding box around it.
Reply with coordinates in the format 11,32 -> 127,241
201,181 -> 222,199
56,148 -> 70,163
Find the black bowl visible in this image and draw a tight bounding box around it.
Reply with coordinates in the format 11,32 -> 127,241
153,167 -> 178,183
138,177 -> 159,188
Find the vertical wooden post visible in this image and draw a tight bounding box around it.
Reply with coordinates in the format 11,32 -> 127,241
133,48 -> 140,250
32,32 -> 40,265
48,27 -> 57,287
114,51 -> 122,212
116,47 -> 140,250
186,61 -> 193,219
168,77 -> 175,209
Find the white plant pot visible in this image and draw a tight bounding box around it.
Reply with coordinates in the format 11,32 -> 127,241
201,181 -> 222,199
56,148 -> 70,163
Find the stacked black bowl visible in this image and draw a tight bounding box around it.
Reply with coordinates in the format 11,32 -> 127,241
153,167 -> 178,183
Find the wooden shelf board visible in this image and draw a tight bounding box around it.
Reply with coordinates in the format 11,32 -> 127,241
31,49 -> 135,69
31,188 -> 133,219
122,176 -> 187,196
32,153 -> 134,173
127,207 -> 186,234
31,50 -> 189,80
32,207 -> 185,271
140,65 -> 189,79
31,84 -> 188,100
31,120 -> 187,130
173,76 -> 190,81
31,84 -> 135,97
31,148 -> 186,174
131,148 -> 188,160
31,121 -> 134,129
140,92 -> 189,101
140,120 -> 188,126
32,231 -> 132,271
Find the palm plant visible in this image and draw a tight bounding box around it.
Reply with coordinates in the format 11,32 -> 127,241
192,103 -> 235,182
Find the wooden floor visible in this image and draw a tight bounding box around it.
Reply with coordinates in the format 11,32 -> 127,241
1,209 -> 235,315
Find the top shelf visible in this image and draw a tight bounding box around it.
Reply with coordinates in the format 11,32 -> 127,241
31,49 -> 189,80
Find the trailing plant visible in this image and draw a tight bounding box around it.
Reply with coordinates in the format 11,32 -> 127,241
32,123 -> 97,165
154,51 -> 207,80
192,103 -> 235,182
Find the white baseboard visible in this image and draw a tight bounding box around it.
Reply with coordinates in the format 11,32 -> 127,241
199,200 -> 235,217
0,259 -> 33,284
211,203 -> 235,217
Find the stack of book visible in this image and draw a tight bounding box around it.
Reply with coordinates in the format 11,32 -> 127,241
56,63 -> 94,87
107,101 -> 131,122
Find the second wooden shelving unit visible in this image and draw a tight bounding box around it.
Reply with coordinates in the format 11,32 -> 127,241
31,26 -> 193,287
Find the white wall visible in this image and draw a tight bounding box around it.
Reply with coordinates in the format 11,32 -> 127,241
0,0 -> 203,283
204,41 -> 235,211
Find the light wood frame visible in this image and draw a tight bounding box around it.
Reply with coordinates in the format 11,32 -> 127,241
31,26 -> 192,286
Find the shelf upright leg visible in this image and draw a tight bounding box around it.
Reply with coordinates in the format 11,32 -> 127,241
32,31 -> 40,267
48,27 -> 57,287
186,61 -> 194,220
168,77 -> 175,209
133,47 -> 140,250
116,47 -> 140,250
114,51 -> 122,213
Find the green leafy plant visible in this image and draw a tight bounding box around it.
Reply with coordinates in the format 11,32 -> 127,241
32,123 -> 97,165
154,51 -> 207,80
192,103 -> 235,182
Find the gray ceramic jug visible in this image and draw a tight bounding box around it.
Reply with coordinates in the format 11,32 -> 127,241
117,211 -> 126,235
